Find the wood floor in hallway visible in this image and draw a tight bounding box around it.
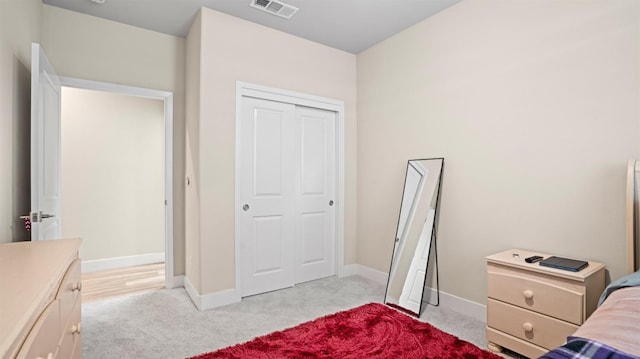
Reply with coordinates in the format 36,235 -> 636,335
81,262 -> 165,303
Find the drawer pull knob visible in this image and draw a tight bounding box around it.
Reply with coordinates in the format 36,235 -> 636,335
72,281 -> 83,292
72,323 -> 82,334
522,322 -> 534,332
523,290 -> 534,299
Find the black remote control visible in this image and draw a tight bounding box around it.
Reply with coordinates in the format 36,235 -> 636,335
525,255 -> 544,263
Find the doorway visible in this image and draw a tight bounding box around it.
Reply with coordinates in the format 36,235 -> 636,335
59,77 -> 175,289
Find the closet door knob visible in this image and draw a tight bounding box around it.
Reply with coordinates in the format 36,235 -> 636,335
329,200 -> 334,206
242,204 -> 250,211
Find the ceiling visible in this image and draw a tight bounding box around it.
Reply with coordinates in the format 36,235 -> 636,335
41,0 -> 461,54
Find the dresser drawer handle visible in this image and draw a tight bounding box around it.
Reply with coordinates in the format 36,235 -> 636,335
72,323 -> 82,334
522,289 -> 533,299
522,322 -> 534,332
72,281 -> 83,292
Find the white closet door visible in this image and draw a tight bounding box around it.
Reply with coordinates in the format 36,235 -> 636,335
239,97 -> 296,297
239,98 -> 337,297
294,106 -> 336,283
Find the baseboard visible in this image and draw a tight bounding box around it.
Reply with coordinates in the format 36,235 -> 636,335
184,277 -> 241,311
342,264 -> 388,285
81,252 -> 165,273
345,264 -> 486,322
183,277 -> 200,309
167,275 -> 184,289
423,287 -> 486,322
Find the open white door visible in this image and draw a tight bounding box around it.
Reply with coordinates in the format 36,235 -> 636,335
30,43 -> 62,240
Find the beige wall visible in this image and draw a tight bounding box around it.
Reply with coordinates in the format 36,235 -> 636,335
61,87 -> 164,261
185,12 -> 202,291
41,5 -> 186,275
0,0 -> 42,243
358,0 -> 640,304
186,8 -> 357,294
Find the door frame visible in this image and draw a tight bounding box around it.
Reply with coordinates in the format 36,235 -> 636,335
235,81 -> 346,295
58,76 -> 176,289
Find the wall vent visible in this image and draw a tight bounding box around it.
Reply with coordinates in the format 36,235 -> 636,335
249,0 -> 299,19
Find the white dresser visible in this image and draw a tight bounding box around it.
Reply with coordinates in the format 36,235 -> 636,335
486,249 -> 605,358
0,238 -> 82,359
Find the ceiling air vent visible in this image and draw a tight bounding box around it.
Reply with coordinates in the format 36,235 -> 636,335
249,0 -> 299,20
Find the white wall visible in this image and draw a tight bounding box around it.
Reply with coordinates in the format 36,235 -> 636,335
357,0 -> 640,304
61,87 -> 164,262
0,0 -> 41,242
41,5 -> 186,275
186,8 -> 357,295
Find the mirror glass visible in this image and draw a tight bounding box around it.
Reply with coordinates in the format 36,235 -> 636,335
384,158 -> 444,316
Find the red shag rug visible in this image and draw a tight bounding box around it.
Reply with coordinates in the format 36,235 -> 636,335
189,302 -> 502,359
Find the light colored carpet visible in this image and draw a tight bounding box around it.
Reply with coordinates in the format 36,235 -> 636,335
82,275 -> 496,358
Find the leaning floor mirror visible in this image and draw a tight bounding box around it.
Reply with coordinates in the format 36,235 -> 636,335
384,158 -> 444,316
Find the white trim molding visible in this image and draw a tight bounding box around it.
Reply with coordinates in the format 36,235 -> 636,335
347,264 -> 487,322
184,277 -> 241,311
81,253 -> 165,273
422,287 -> 486,322
235,81 -> 346,298
59,76 -> 176,290
342,264 -> 389,285
167,275 -> 185,289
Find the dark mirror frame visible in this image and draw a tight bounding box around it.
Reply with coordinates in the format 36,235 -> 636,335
384,158 -> 444,317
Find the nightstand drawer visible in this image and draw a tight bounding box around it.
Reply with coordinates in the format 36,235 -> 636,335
488,271 -> 583,324
488,299 -> 578,350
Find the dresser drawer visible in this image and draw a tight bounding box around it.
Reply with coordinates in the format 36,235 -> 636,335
16,300 -> 60,359
58,295 -> 81,359
70,334 -> 81,359
488,271 -> 583,324
488,299 -> 578,350
56,259 -> 81,324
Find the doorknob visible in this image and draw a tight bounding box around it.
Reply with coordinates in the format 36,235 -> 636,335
22,212 -> 56,222
40,213 -> 55,219
243,204 -> 250,211
329,200 -> 334,206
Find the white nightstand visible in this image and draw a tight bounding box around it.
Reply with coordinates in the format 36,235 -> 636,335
485,249 -> 605,358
